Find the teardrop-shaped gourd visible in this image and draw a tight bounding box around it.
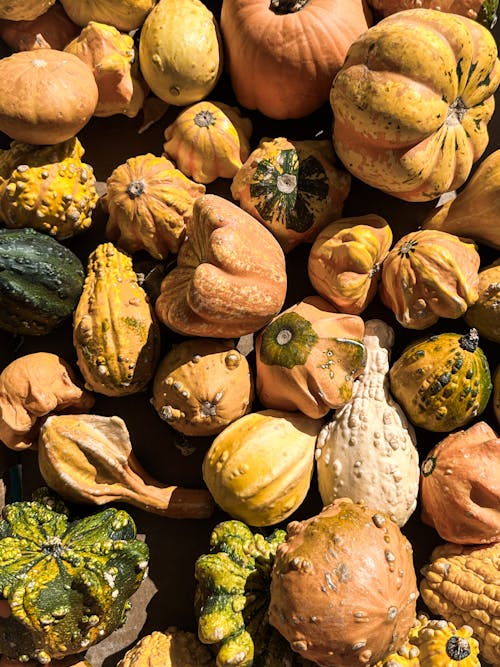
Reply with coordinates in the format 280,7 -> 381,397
231,137 -> 351,253
0,137 -> 98,240
380,229 -> 480,329
420,421 -> 500,544
103,153 -> 205,260
163,101 -> 252,184
308,214 -> 393,314
423,150 -> 500,250
464,259 -> 500,343
256,296 -> 366,419
389,329 -> 492,432
73,242 -> 161,396
0,352 -> 94,451
315,319 -> 419,526
202,409 -> 322,526
38,413 -> 214,519
152,338 -> 253,436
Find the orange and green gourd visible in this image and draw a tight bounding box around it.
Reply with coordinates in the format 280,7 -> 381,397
0,488 -> 149,663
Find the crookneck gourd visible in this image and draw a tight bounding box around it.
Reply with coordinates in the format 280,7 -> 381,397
103,153 -> 205,260
315,319 -> 419,527
268,498 -> 418,667
195,519 -> 313,667
0,137 -> 98,240
464,259 -> 500,343
0,227 -> 85,336
0,490 -> 149,663
163,100 -> 253,184
367,0 -> 498,26
202,409 -> 322,526
255,296 -> 366,419
38,414 -> 214,519
231,137 -> 351,252
152,338 -> 254,436
389,329 -> 492,432
0,352 -> 94,451
420,421 -> 500,544
118,628 -> 215,667
380,229 -> 480,330
73,242 -> 160,396
154,194 -> 287,338
308,214 -> 393,315
330,9 -> 500,201
420,540 -> 500,666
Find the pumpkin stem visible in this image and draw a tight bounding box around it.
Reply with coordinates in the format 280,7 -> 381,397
459,328 -> 479,353
127,179 -> 146,198
269,0 -> 309,14
446,636 -> 472,661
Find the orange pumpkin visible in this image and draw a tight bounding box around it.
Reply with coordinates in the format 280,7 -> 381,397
220,0 -> 372,119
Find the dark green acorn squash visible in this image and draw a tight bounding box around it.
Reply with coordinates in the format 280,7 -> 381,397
389,329 -> 492,432
194,520 -> 314,667
0,227 -> 84,335
0,490 -> 149,663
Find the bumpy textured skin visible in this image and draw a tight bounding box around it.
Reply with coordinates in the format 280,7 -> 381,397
195,520 -> 313,667
0,352 -> 94,451
308,214 -> 393,315
0,4 -> 80,52
464,260 -> 500,343
420,540 -> 500,666
389,329 -> 492,432
368,0 -> 497,27
0,227 -> 84,336
60,0 -> 154,31
268,498 -> 418,667
118,628 -> 214,666
155,194 -> 287,338
0,0 -> 55,21
420,421 -> 500,544
138,0 -> 222,105
423,150 -> 500,250
152,338 -> 254,436
380,229 -> 480,330
0,495 -> 149,663
64,21 -> 147,118
231,137 -> 351,253
103,154 -> 205,260
316,320 -> 419,527
331,9 -> 500,202
163,101 -> 252,184
202,410 -> 321,526
73,242 -> 160,396
255,296 -> 366,418
0,138 -> 98,240
412,619 -> 480,667
371,614 -> 426,667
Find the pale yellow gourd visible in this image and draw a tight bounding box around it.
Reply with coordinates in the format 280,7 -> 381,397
315,319 -> 419,526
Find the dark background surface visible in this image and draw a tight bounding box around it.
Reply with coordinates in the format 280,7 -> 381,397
0,5 -> 499,665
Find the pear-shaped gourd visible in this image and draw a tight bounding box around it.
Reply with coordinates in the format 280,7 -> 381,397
315,319 -> 419,527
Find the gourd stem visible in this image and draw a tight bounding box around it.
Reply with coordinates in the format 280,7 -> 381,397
269,0 -> 309,14
446,636 -> 471,661
459,328 -> 479,352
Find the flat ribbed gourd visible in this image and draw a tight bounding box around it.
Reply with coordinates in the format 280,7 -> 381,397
0,490 -> 149,663
389,329 -> 492,432
73,242 -> 160,396
0,227 -> 84,335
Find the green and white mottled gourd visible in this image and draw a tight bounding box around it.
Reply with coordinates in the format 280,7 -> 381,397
389,329 -> 492,432
0,489 -> 149,663
194,520 -> 314,667
315,319 -> 419,527
0,227 -> 84,335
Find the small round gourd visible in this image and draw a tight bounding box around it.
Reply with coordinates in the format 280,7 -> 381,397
412,619 -> 480,667
464,260 -> 500,343
389,329 -> 492,432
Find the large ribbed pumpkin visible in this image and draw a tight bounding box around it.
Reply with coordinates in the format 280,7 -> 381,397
220,0 -> 371,119
331,9 -> 500,201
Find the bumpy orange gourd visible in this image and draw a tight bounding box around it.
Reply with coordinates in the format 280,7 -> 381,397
331,9 -> 500,201
308,214 -> 393,314
380,229 -> 480,329
104,153 -> 205,260
118,629 -> 215,667
0,4 -> 79,51
155,194 -> 287,338
163,101 -> 252,184
221,0 -> 371,119
367,0 -> 497,26
256,296 -> 366,419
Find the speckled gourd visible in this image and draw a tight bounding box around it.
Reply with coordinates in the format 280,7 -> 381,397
0,490 -> 149,663
464,259 -> 500,343
389,329 -> 492,432
315,320 -> 419,526
117,628 -> 215,666
0,138 -> 98,240
420,540 -> 500,666
73,242 -> 160,396
268,498 -> 419,667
